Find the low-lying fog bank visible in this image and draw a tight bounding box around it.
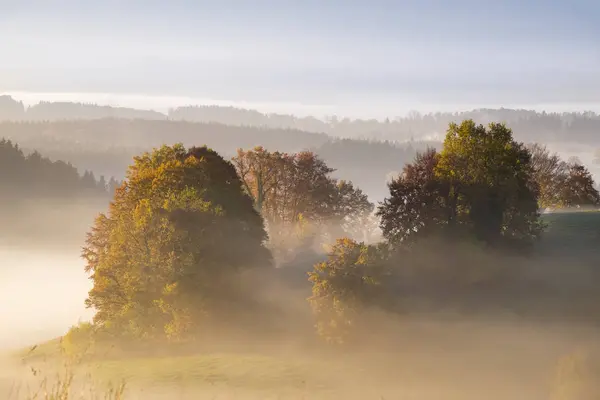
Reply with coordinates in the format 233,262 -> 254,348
0,247 -> 93,350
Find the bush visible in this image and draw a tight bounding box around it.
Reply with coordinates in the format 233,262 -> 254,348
61,322 -> 96,360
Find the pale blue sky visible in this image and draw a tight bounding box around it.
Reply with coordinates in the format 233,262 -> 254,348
1,0 -> 599,116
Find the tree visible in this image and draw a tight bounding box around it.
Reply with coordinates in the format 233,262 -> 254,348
233,148 -> 332,229
323,180 -> 374,242
232,146 -> 289,213
377,148 -> 452,244
80,170 -> 98,190
561,163 -> 600,208
307,238 -> 389,344
107,177 -> 121,195
82,144 -> 271,341
379,120 -> 543,251
527,143 -> 569,208
232,147 -> 374,253
97,175 -> 107,192
0,138 -> 112,200
436,120 -> 542,249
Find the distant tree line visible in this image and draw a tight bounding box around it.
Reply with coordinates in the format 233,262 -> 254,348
0,95 -> 164,121
168,105 -> 600,145
0,119 -> 428,200
0,139 -> 119,200
3,96 -> 600,144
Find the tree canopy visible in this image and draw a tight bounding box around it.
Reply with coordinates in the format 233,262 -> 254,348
0,138 -> 113,200
232,146 -> 374,257
82,144 -> 271,341
378,120 -> 543,251
308,238 -> 389,344
526,143 -> 599,209
561,163 -> 600,208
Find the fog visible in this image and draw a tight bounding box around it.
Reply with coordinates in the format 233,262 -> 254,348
2,214 -> 599,399
0,248 -> 92,350
2,1 -> 600,397
0,200 -> 102,351
0,142 -> 599,399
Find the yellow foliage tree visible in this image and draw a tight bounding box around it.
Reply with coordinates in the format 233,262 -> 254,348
82,144 -> 271,341
308,238 -> 389,344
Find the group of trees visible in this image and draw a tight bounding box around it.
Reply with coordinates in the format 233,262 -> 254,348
0,139 -> 123,247
0,139 -> 118,200
528,143 -> 600,209
305,120 -> 600,343
232,146 -> 375,260
81,143 -> 377,342
76,119 -> 600,348
0,118 -> 431,201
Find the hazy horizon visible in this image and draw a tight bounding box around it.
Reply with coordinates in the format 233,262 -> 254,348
2,0 -> 600,119
5,91 -> 600,121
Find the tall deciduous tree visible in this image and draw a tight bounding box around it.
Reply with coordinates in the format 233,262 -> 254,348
377,148 -> 452,244
322,179 -> 374,242
527,143 -> 569,208
232,147 -> 373,249
82,144 -> 271,341
436,120 -> 542,249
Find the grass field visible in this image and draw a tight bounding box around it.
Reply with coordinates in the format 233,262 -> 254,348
6,345 -> 385,399
6,316 -> 600,400
537,210 -> 600,259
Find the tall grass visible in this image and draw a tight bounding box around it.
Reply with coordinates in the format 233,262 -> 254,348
7,337 -> 126,400
7,363 -> 126,400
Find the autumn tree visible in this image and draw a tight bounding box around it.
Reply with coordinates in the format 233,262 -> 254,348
561,162 -> 600,208
82,144 -> 271,341
379,120 -> 543,251
232,147 -> 373,254
308,238 -> 389,344
377,148 -> 452,244
527,143 -> 569,208
231,146 -> 289,213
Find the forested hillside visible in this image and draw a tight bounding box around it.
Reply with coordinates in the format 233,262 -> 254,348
170,106 -> 600,144
3,96 -> 600,145
0,119 -> 430,200
0,140 -> 117,248
0,96 -> 164,121
0,139 -> 114,199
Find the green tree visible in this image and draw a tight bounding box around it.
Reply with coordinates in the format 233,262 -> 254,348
82,144 -> 271,341
435,120 -> 542,249
308,238 -> 389,344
